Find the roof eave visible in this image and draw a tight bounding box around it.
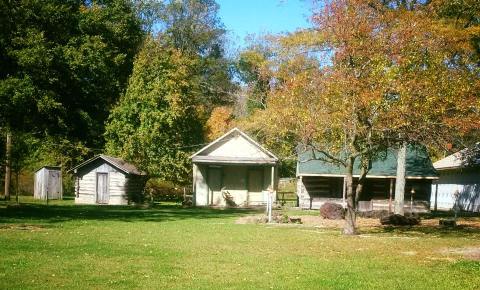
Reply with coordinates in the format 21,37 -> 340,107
297,173 -> 438,179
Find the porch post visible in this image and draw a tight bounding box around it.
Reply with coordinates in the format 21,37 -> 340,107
342,176 -> 346,208
271,165 -> 275,192
192,164 -> 197,206
434,183 -> 438,212
389,178 -> 394,213
267,165 -> 275,223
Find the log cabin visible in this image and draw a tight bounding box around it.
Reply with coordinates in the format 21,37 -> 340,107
297,146 -> 438,213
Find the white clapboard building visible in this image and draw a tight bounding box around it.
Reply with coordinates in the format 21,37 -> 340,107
191,128 -> 278,207
72,155 -> 147,205
432,148 -> 480,212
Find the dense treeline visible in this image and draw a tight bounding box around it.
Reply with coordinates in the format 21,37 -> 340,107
0,0 -> 144,197
0,0 -> 236,196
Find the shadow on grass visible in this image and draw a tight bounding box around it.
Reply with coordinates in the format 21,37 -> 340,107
356,210 -> 480,238
375,225 -> 480,238
0,201 -> 262,224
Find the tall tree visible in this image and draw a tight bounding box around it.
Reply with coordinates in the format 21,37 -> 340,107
245,0 -> 479,234
158,0 -> 236,113
105,37 -> 203,184
0,0 -> 143,197
236,35 -> 275,115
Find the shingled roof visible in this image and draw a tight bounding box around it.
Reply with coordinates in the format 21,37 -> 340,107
72,154 -> 146,176
434,145 -> 480,170
297,145 -> 438,179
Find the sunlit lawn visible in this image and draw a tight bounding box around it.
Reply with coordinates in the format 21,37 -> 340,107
1,197 -> 479,289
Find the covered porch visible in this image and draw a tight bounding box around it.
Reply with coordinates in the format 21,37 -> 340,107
297,176 -> 433,213
296,145 -> 438,213
191,128 -> 279,207
193,162 -> 276,207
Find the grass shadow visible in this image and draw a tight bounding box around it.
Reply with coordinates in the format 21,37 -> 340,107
0,200 -> 262,224
361,223 -> 480,238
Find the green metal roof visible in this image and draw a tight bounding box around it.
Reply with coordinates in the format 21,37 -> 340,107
297,145 -> 438,178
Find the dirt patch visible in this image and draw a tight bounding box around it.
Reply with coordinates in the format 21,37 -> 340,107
440,247 -> 480,261
287,215 -> 382,228
422,218 -> 480,228
236,214 -> 381,228
236,214 -> 480,231
235,215 -> 266,224
0,224 -> 47,231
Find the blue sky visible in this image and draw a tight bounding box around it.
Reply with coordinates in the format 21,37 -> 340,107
217,0 -> 313,48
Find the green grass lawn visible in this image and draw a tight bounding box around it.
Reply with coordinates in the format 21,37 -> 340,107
1,197 -> 479,289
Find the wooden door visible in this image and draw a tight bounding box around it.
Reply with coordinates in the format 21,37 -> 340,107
207,168 -> 222,205
96,173 -> 109,204
47,171 -> 60,199
248,169 -> 263,193
248,169 -> 264,204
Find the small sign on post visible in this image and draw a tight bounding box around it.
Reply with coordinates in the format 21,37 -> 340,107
266,187 -> 273,223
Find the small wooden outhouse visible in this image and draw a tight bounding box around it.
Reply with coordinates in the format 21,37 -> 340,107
72,155 -> 147,205
34,166 -> 62,200
191,128 -> 279,207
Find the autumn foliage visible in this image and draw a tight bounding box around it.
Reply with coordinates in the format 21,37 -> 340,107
205,106 -> 235,141
244,0 -> 480,234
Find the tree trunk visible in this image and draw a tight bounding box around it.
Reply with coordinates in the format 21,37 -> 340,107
355,157 -> 370,209
4,130 -> 12,201
394,143 -> 407,215
343,157 -> 357,235
15,171 -> 19,204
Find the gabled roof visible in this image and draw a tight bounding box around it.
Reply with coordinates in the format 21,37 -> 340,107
35,165 -> 61,173
71,154 -> 146,176
191,128 -> 278,164
298,145 -> 438,179
434,145 -> 480,170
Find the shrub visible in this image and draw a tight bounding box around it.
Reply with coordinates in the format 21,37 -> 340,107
380,214 -> 420,226
320,202 -> 345,220
145,179 -> 190,203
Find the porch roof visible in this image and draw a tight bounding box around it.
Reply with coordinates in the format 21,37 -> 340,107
297,145 -> 438,179
192,156 -> 277,165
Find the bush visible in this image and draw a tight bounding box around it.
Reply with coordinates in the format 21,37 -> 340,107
145,179 -> 190,203
380,214 -> 420,226
320,202 -> 345,220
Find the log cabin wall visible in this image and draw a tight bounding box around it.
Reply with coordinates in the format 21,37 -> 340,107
298,176 -> 432,212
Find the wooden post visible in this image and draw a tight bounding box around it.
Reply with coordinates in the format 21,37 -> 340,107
342,177 -> 347,208
268,166 -> 275,222
4,130 -> 11,200
389,178 -> 394,213
192,164 -> 197,206
410,188 -> 415,214
394,143 -> 407,215
434,183 -> 438,212
271,166 -> 274,194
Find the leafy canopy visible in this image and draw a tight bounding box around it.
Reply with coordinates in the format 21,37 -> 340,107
105,37 -> 203,184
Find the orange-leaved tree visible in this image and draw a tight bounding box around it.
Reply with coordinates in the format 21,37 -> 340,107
247,0 -> 479,234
